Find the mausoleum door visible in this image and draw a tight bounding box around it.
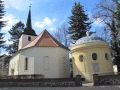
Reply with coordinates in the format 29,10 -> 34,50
92,63 -> 100,74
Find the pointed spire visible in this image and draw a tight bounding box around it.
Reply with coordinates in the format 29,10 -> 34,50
26,6 -> 32,29
23,5 -> 37,36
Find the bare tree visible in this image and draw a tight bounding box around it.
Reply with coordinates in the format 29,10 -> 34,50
93,0 -> 120,72
54,27 -> 63,43
54,23 -> 70,47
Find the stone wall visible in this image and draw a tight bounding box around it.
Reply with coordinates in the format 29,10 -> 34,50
93,74 -> 120,86
0,75 -> 82,87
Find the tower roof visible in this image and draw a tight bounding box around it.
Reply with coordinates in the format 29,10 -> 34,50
22,30 -> 69,50
22,7 -> 37,36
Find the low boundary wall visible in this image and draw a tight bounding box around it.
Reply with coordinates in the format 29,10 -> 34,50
0,75 -> 82,87
93,74 -> 120,86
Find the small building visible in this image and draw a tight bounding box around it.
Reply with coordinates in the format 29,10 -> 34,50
9,9 -> 70,78
71,33 -> 114,82
0,55 -> 10,76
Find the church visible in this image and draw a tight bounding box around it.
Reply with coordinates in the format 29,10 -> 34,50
8,9 -> 70,78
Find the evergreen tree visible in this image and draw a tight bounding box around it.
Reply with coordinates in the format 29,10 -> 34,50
68,2 -> 91,43
0,0 -> 5,27
6,21 -> 25,55
0,0 -> 5,53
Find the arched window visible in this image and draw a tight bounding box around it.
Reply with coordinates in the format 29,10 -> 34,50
79,55 -> 84,62
92,53 -> 97,60
11,69 -> 14,75
105,53 -> 109,60
25,57 -> 28,70
0,64 -> 2,69
28,36 -> 31,41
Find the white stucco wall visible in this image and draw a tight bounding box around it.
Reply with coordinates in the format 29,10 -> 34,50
18,54 -> 34,75
9,47 -> 70,78
9,54 -> 20,75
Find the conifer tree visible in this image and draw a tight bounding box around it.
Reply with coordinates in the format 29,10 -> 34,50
68,2 -> 91,43
0,0 -> 5,53
6,21 -> 25,55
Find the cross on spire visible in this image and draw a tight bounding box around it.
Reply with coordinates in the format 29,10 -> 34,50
29,0 -> 32,9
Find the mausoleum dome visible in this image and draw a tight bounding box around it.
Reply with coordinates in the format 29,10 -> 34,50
75,34 -> 106,45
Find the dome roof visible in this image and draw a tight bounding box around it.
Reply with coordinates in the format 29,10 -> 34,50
76,34 -> 106,45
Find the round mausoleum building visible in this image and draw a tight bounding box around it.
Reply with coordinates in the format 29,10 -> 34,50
71,34 -> 114,82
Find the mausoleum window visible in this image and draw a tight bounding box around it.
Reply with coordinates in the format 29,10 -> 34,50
92,53 -> 97,60
105,53 -> 109,60
79,55 -> 84,62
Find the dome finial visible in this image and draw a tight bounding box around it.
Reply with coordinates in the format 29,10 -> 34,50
86,31 -> 90,36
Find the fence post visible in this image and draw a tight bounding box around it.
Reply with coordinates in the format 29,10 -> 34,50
75,75 -> 82,86
93,74 -> 98,86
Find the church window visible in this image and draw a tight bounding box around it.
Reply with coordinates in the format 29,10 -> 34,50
28,36 -> 31,41
43,56 -> 49,70
92,53 -> 97,60
25,57 -> 28,70
0,64 -> 2,69
105,53 -> 109,60
11,69 -> 14,75
79,55 -> 84,62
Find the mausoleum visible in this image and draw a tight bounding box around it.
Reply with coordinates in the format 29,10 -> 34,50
71,33 -> 114,82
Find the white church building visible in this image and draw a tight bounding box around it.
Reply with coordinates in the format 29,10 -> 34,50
9,9 -> 70,78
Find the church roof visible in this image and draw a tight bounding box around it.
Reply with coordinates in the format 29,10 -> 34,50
22,7 -> 37,36
22,30 -> 69,50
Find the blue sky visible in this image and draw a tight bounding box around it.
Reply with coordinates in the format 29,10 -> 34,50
2,0 -> 105,47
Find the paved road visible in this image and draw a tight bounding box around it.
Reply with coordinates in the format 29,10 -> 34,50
0,86 -> 120,90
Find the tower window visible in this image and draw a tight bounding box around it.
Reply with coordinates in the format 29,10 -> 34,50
28,36 -> 31,41
105,53 -> 109,60
92,53 -> 97,60
79,55 -> 84,62
25,57 -> 28,70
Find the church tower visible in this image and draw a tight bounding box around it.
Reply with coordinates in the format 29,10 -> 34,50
18,7 -> 37,50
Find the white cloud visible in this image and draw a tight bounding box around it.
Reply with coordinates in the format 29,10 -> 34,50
92,18 -> 105,27
1,14 -> 19,46
5,0 -> 29,11
34,17 -> 57,31
2,14 -> 19,32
